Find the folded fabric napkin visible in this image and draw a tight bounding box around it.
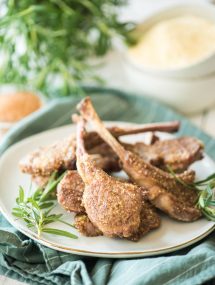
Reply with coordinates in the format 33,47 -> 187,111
0,87 -> 214,285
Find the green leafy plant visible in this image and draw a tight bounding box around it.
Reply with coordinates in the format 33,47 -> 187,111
168,166 -> 215,221
12,171 -> 78,239
0,0 -> 134,97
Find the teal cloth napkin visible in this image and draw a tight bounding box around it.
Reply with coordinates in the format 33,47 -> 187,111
0,87 -> 214,285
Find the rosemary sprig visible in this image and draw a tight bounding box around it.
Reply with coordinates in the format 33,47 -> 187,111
0,1 -> 134,97
12,171 -> 78,239
197,183 -> 215,222
167,166 -> 215,222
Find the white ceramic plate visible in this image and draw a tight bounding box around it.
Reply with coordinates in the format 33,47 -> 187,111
0,123 -> 214,258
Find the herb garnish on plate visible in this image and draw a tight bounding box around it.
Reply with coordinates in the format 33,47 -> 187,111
12,171 -> 78,239
168,166 -> 215,222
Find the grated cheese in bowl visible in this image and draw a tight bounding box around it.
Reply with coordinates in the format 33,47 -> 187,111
129,15 -> 215,70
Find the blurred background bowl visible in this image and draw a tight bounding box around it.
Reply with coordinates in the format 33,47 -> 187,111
123,62 -> 215,114
119,1 -> 215,114
125,2 -> 215,79
0,85 -> 44,138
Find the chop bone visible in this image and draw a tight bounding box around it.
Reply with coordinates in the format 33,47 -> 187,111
74,115 -> 180,150
77,97 -> 202,222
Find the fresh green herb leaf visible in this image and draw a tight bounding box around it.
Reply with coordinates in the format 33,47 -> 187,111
194,173 -> 215,185
58,220 -> 76,228
166,166 -> 195,189
42,228 -> 78,239
39,202 -> 55,209
18,186 -> 25,203
12,212 -> 24,218
198,194 -> 205,208
33,188 -> 43,200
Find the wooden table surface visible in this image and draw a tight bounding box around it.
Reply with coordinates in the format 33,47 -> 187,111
1,0 -> 215,284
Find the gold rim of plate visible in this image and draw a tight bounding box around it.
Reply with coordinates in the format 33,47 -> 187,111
6,214 -> 214,257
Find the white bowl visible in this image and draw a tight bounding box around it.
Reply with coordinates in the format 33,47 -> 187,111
119,2 -> 215,114
125,2 -> 215,79
123,60 -> 215,114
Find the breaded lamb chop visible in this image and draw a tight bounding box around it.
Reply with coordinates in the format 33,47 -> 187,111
75,118 -> 160,239
57,170 -> 160,239
78,97 -> 202,222
76,117 -> 143,239
57,169 -> 131,213
50,121 -> 159,237
19,122 -> 180,177
74,198 -> 161,240
20,135 -> 77,176
123,137 -> 203,173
